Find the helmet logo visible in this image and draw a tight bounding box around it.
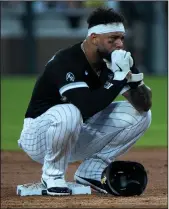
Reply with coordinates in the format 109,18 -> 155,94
101,176 -> 107,184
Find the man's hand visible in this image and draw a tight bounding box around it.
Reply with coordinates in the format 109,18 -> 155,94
111,50 -> 132,81
111,50 -> 144,83
104,50 -> 152,112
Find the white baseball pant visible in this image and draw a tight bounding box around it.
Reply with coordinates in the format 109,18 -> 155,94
18,101 -> 151,181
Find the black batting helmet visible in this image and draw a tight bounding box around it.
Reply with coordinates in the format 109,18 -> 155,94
101,161 -> 148,196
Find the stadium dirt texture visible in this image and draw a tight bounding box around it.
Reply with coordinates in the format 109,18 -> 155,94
1,148 -> 167,208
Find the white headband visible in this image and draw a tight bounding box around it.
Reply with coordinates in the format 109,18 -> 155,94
87,23 -> 125,37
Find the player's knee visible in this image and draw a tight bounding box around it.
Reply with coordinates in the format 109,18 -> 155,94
48,104 -> 82,130
135,109 -> 152,134
62,104 -> 82,132
142,109 -> 152,131
132,109 -> 152,129
117,113 -> 138,128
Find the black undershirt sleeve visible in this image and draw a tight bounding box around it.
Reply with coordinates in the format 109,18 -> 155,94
63,79 -> 127,120
47,57 -> 127,120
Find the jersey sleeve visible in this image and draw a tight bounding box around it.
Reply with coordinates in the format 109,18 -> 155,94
47,57 -> 89,94
47,57 -> 127,121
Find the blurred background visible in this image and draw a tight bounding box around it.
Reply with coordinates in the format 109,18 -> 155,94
1,0 -> 168,75
1,1 -> 168,150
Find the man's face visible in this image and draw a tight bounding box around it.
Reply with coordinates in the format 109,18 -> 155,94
93,32 -> 125,61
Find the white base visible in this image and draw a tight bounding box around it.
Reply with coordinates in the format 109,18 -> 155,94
17,182 -> 91,196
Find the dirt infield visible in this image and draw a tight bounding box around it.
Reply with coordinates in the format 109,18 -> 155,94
1,148 -> 167,208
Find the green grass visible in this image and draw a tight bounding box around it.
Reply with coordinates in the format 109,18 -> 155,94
1,76 -> 167,150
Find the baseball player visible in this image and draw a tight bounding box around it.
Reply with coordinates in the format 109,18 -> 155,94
18,7 -> 152,196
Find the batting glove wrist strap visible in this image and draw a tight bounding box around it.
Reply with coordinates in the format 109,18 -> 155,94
127,73 -> 144,83
113,71 -> 130,81
127,64 -> 144,88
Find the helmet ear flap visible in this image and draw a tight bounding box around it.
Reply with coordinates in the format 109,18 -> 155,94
101,161 -> 148,196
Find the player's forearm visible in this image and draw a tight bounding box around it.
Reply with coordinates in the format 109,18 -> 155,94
63,80 -> 127,120
123,84 -> 152,112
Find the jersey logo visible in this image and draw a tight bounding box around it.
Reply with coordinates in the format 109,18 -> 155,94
104,81 -> 114,89
66,72 -> 75,82
85,71 -> 88,75
101,176 -> 107,185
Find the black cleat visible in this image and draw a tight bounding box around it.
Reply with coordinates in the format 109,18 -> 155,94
41,178 -> 72,196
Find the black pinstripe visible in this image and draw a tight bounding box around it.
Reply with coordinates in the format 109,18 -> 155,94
43,105 -> 79,178
18,104 -> 82,180
99,115 -> 145,155
74,101 -> 151,181
18,101 -> 151,182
